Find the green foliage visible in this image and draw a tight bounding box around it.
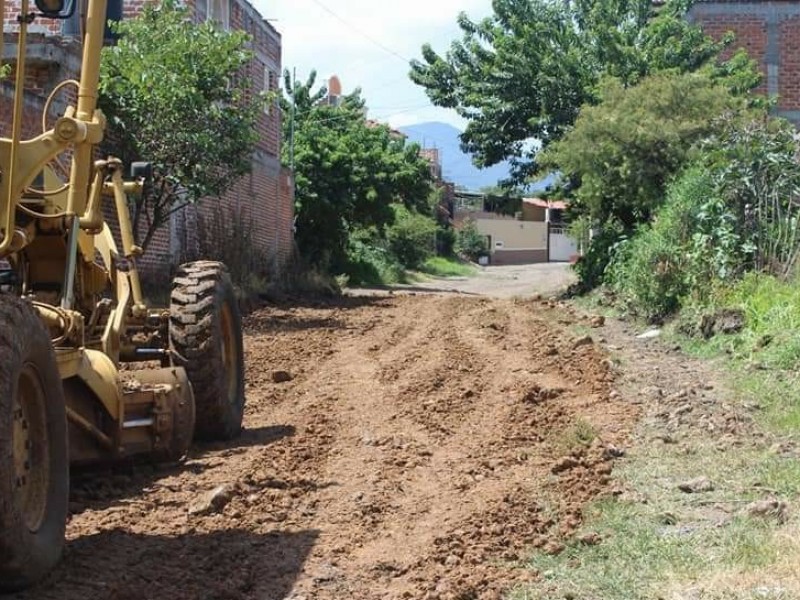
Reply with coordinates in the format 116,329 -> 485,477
682,274 -> 800,370
455,219 -> 488,261
435,225 -> 456,257
344,230 -> 405,285
410,0 -> 742,184
282,71 -> 432,271
99,0 -> 263,250
605,168 -> 711,319
604,111 -> 800,318
567,215 -> 592,255
571,220 -> 625,293
419,256 -> 476,278
696,115 -> 800,278
386,205 -> 437,269
542,71 -> 741,229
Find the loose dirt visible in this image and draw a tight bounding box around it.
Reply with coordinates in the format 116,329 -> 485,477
12,284 -> 637,600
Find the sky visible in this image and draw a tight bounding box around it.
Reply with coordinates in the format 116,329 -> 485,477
252,0 -> 493,132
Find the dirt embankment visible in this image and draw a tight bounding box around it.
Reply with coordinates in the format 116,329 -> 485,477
14,293 -> 635,600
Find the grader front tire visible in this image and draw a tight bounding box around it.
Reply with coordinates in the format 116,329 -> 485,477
0,295 -> 69,592
170,261 -> 245,441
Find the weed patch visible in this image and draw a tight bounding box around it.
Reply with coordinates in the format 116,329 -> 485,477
418,256 -> 477,278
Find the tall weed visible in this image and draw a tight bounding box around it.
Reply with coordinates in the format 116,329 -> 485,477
605,168 -> 710,320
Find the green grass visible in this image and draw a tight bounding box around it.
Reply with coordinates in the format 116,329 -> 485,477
510,274 -> 800,600
509,437 -> 800,600
549,418 -> 599,457
681,274 -> 800,370
417,256 -> 477,278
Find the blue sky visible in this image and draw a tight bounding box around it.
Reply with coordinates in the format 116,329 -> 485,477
253,0 -> 492,131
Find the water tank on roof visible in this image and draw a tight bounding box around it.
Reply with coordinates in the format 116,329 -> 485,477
62,0 -> 122,44
327,75 -> 342,106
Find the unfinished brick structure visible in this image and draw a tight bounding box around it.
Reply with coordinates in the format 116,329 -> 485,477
1,0 -> 294,284
689,0 -> 800,126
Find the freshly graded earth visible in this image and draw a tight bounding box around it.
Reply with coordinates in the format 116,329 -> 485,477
14,267 -> 637,600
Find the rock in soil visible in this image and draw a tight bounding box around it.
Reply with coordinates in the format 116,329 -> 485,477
188,483 -> 237,516
272,369 -> 294,383
590,315 -> 606,328
678,477 -> 715,494
700,308 -> 745,339
577,531 -> 602,546
744,499 -> 790,524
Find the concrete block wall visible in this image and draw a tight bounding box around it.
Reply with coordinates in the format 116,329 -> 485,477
689,0 -> 800,126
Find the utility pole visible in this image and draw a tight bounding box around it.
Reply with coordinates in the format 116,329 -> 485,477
289,66 -> 296,173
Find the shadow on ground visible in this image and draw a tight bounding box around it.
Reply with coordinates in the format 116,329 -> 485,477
67,424 -> 296,516
11,528 -> 319,600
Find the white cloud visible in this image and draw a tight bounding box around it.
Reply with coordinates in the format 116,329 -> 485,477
254,0 -> 492,130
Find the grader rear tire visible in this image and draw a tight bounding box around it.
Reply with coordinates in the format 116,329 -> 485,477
169,261 -> 245,441
0,295 -> 68,592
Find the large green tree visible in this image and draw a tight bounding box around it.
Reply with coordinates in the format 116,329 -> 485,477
99,0 -> 264,250
409,0 -> 737,185
540,70 -> 745,229
282,71 -> 432,269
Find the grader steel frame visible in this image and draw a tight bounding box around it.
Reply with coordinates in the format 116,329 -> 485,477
0,0 -> 246,590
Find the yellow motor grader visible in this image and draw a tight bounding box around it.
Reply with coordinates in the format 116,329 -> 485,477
0,0 -> 246,590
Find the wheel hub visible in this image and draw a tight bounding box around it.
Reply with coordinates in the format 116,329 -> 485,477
12,364 -> 49,533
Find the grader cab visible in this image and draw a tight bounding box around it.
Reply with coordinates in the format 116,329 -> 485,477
0,0 -> 246,590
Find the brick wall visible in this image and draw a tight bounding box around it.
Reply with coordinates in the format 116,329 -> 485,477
689,0 -> 800,126
1,0 -> 294,285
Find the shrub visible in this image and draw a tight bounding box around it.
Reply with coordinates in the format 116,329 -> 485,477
455,218 -> 488,261
571,220 -> 626,294
605,168 -> 712,319
435,225 -> 457,257
697,115 -> 800,278
541,71 -> 742,230
385,205 -> 437,269
343,230 -> 405,285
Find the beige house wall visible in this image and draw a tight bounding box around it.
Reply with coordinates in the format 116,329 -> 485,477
475,218 -> 548,255
521,203 -> 546,222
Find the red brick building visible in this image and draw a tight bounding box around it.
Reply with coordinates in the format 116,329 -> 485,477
688,0 -> 800,126
1,0 -> 294,283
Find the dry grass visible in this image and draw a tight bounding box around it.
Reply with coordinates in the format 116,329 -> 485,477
662,521 -> 800,599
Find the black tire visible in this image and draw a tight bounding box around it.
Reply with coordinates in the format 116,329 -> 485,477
0,295 -> 68,592
169,261 -> 245,441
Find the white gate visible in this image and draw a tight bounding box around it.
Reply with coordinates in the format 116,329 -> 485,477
549,226 -> 578,262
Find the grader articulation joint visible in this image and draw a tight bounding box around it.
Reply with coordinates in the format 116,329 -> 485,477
0,0 -> 247,590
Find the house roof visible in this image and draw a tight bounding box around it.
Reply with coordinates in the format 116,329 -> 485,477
523,197 -> 568,210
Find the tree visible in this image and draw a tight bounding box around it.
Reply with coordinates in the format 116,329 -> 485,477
98,0 -> 264,250
409,0 -> 738,185
281,71 -> 432,270
540,70 -> 744,229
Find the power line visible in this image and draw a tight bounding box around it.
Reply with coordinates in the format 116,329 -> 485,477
305,102 -> 436,125
305,0 -> 410,65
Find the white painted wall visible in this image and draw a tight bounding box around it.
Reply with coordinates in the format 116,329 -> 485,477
549,228 -> 578,262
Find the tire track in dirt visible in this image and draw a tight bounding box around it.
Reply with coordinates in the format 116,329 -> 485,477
12,294 -> 634,600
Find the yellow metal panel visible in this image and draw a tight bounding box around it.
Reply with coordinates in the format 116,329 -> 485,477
56,348 -> 121,421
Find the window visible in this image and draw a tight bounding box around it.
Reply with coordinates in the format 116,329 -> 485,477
208,0 -> 229,29
265,68 -> 278,114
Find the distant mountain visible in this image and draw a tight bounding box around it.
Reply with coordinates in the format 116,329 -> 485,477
398,122 -> 555,193
398,122 -> 511,191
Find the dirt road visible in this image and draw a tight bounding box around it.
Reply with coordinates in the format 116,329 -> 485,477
13,269 -> 635,600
